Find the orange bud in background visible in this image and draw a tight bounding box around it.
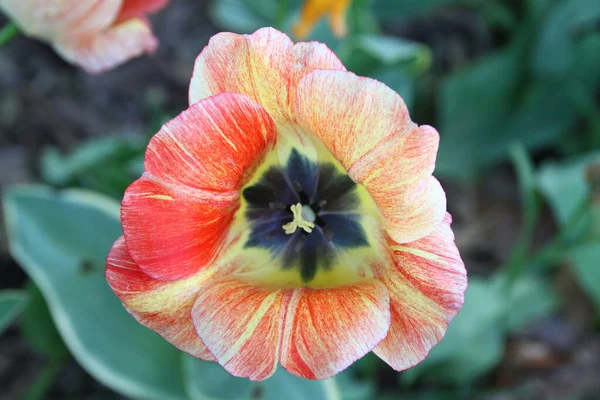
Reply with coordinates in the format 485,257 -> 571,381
292,0 -> 352,39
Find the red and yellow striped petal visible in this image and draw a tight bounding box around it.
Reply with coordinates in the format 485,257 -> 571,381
191,277 -> 390,381
295,70 -> 445,243
189,27 -> 345,129
122,93 -> 277,281
0,0 -> 121,39
115,0 -> 168,23
280,280 -> 390,379
106,236 -> 215,360
373,214 -> 467,371
191,279 -> 287,381
55,17 -> 158,74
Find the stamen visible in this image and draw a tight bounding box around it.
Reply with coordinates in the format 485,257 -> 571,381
282,203 -> 316,234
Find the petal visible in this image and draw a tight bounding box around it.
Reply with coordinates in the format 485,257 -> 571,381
122,93 -> 277,281
115,0 -> 168,23
191,279 -> 287,381
106,236 -> 215,360
189,27 -> 345,129
54,17 -> 158,74
295,70 -> 445,243
280,280 -> 390,379
373,214 -> 467,371
0,0 -> 121,38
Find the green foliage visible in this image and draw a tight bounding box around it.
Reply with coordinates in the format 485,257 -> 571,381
41,136 -> 146,198
0,289 -> 28,335
538,153 -> 600,313
184,356 -> 373,400
401,274 -> 556,385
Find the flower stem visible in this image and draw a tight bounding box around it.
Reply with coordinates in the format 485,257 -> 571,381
0,21 -> 19,47
504,143 -> 540,285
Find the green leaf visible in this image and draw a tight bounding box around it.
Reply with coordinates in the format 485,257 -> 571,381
538,153 -> 600,312
436,36 -> 581,180
533,0 -> 600,78
435,45 -> 522,179
41,136 -> 145,197
339,35 -> 431,77
183,356 -> 373,400
41,137 -> 125,185
21,282 -> 69,360
493,275 -> 558,333
372,0 -> 457,21
0,290 -> 28,335
3,185 -> 187,400
209,0 -> 274,33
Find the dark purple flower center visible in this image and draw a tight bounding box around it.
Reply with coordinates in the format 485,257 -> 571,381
242,149 -> 368,282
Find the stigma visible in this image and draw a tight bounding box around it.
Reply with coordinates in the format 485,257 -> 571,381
282,203 -> 316,234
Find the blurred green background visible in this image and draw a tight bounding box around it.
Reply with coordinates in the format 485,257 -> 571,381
1,0 -> 600,399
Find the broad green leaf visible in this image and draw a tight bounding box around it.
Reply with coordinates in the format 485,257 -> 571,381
21,282 -> 69,360
538,153 -> 600,225
436,46 -> 522,179
436,35 -> 581,180
533,0 -> 600,78
3,185 -> 187,400
210,0 -> 274,33
373,0 -> 457,21
339,35 -> 431,77
0,290 -> 28,335
538,153 -> 600,312
41,136 -> 145,197
183,356 -> 373,400
42,137 -> 125,185
493,275 -> 558,333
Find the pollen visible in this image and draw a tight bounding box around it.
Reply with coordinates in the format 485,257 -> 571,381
282,203 -> 316,234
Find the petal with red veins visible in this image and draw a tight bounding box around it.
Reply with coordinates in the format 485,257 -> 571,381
295,70 -> 445,243
373,214 -> 467,371
55,17 -> 158,74
115,0 -> 168,23
191,279 -> 288,381
106,236 -> 215,360
280,280 -> 390,379
0,0 -> 121,39
122,93 -> 277,281
189,27 -> 345,128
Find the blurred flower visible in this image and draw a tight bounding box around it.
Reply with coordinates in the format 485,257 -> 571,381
106,28 -> 467,381
0,0 -> 168,73
293,0 -> 352,39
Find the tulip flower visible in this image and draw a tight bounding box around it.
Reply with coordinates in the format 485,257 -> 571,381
293,0 -> 352,39
0,0 -> 168,73
106,28 -> 467,381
